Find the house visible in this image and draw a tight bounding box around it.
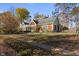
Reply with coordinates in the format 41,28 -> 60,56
19,16 -> 64,33
34,16 -> 61,32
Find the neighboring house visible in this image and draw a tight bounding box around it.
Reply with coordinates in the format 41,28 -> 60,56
19,20 -> 31,32
19,19 -> 38,32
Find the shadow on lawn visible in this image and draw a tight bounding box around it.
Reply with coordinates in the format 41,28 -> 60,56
3,34 -> 79,56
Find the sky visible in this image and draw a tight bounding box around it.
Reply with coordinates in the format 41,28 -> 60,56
0,3 -> 55,18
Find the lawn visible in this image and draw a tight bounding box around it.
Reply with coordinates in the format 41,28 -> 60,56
0,32 -> 79,56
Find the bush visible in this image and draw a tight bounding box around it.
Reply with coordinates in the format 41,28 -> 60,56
0,11 -> 20,34
60,25 -> 69,31
62,26 -> 69,30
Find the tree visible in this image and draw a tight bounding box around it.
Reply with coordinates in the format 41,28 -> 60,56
0,11 -> 20,33
52,8 -> 59,16
55,3 -> 77,13
71,6 -> 79,32
54,3 -> 77,22
71,6 -> 79,15
16,8 -> 30,23
34,13 -> 46,19
54,3 -> 77,32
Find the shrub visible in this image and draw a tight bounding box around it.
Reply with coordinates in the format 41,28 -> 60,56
0,11 -> 20,34
63,26 -> 69,30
